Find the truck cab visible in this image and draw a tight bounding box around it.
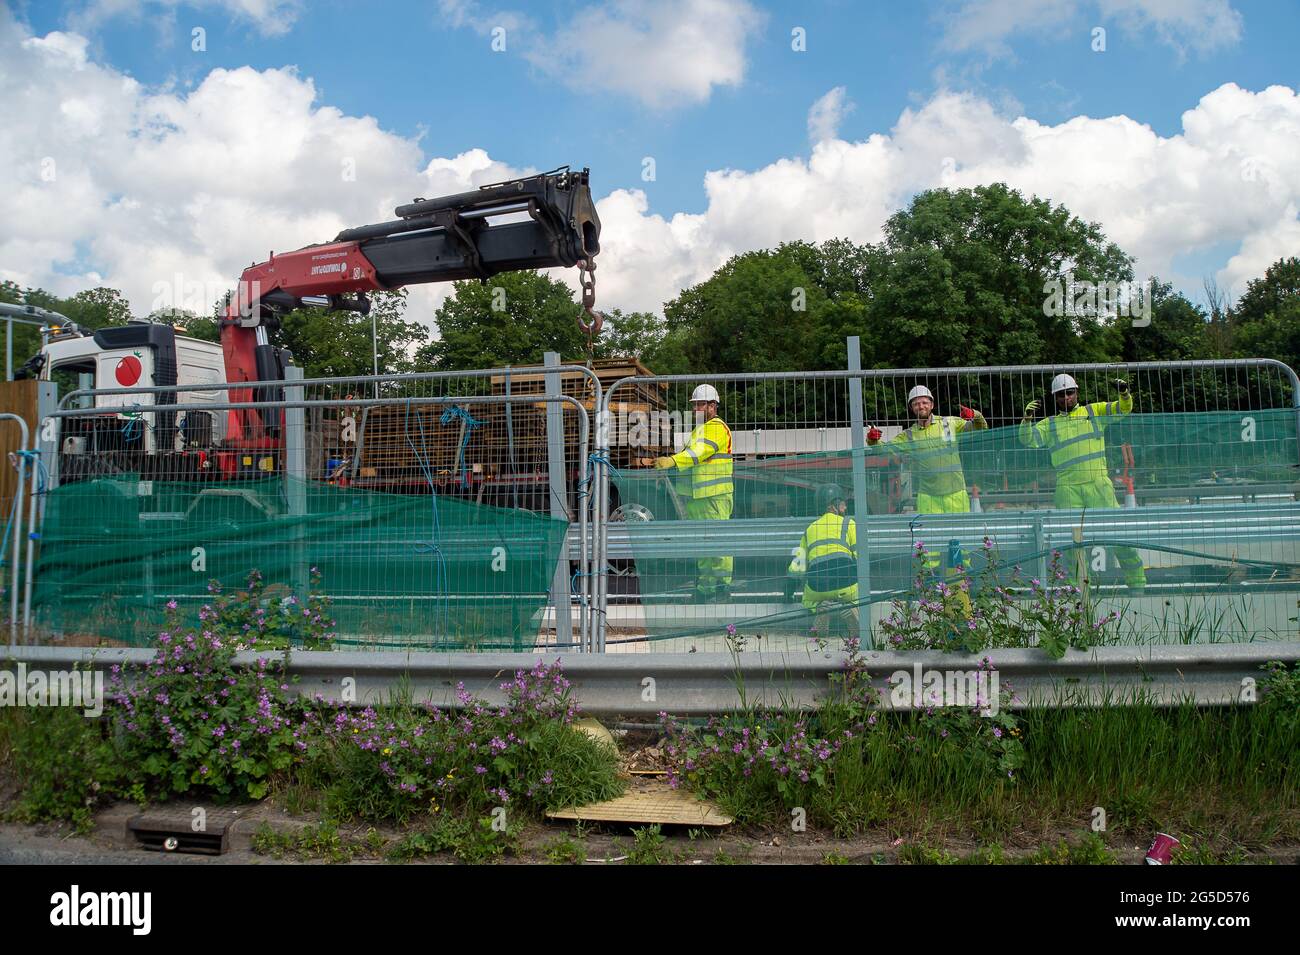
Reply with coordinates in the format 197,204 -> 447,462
40,319 -> 228,470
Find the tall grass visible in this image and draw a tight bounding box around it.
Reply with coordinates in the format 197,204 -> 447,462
665,663 -> 1299,846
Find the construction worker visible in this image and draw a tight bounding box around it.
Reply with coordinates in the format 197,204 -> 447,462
867,385 -> 987,571
788,484 -> 858,634
655,384 -> 734,601
1019,374 -> 1146,591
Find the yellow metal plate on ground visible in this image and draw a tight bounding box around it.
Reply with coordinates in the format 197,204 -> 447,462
547,778 -> 733,827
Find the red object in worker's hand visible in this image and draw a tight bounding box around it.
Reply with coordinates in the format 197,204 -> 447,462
867,426 -> 882,442
959,405 -> 976,420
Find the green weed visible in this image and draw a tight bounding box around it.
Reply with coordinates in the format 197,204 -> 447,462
1022,833 -> 1117,865
0,705 -> 121,833
540,835 -> 586,865
627,824 -> 675,865
250,820 -> 354,863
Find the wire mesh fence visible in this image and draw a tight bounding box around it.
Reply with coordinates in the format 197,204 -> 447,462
34,374 -> 595,652
20,354 -> 1300,655
597,359 -> 1300,653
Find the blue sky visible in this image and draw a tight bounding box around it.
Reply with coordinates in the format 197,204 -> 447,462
3,0 -> 1299,317
16,0 -> 1296,215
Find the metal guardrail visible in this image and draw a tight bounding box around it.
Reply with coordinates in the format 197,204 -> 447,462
596,500 -> 1300,560
8,642 -> 1296,715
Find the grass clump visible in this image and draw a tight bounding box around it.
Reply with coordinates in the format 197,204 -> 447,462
251,819 -> 355,863
540,835 -> 586,865
626,824 -> 676,865
663,641 -> 1298,846
0,704 -> 127,833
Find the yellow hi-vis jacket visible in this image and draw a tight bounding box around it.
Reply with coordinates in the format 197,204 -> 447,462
880,416 -> 973,498
671,416 -> 733,499
789,511 -> 857,591
1018,392 -> 1133,485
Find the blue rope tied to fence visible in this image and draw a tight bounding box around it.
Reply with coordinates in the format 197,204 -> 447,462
405,400 -> 451,639
439,404 -> 483,489
14,450 -> 44,488
580,451 -> 620,499
503,367 -> 519,510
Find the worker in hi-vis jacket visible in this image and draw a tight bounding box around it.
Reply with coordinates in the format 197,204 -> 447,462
1018,373 -> 1146,591
656,384 -> 734,602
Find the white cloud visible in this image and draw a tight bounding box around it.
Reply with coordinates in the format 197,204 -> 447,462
939,0 -> 1080,56
1098,0 -> 1243,55
1218,205 -> 1300,297
65,0 -> 304,38
939,0 -> 1243,57
438,0 -> 767,110
807,86 -> 856,144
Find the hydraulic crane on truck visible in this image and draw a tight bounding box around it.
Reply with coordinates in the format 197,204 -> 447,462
220,164 -> 604,446
32,166 -> 604,479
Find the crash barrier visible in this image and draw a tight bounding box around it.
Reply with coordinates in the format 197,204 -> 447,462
596,356 -> 1300,652
12,641 -> 1300,712
33,370 -> 597,651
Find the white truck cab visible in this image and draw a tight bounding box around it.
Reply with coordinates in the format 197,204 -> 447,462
40,319 -> 228,453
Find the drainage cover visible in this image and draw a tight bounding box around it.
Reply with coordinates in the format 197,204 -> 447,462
129,806 -> 242,856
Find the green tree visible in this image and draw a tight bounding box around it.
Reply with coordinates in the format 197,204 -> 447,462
278,289 -> 426,378
47,286 -> 134,330
663,240 -> 860,374
419,272 -> 587,370
1232,257 -> 1300,379
866,183 -> 1134,370
593,308 -> 667,366
1117,279 -> 1211,363
1234,256 -> 1300,327
145,308 -> 215,342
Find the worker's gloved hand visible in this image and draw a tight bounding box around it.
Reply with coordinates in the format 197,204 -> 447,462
1112,378 -> 1129,393
867,426 -> 882,442
653,456 -> 675,470
959,405 -> 977,421
1023,399 -> 1040,419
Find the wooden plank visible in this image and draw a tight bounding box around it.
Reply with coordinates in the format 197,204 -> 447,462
0,380 -> 37,525
546,777 -> 733,826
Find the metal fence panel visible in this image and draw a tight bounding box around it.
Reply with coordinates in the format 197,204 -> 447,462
596,356 -> 1300,653
33,379 -> 594,653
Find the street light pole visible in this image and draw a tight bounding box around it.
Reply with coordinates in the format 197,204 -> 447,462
371,309 -> 379,398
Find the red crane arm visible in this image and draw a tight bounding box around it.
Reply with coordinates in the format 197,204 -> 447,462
218,166 -> 601,444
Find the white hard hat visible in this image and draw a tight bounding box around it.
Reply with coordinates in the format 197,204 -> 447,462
907,385 -> 934,405
1051,373 -> 1079,394
690,384 -> 720,403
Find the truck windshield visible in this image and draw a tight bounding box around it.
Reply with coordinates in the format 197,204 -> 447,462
48,358 -> 96,408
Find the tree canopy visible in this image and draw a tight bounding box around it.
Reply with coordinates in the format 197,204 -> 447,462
418,271 -> 589,371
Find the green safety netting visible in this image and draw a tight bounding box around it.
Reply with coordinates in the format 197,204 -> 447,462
33,476 -> 571,650
608,410 -> 1300,647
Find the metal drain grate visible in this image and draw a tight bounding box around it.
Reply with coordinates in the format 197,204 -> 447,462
128,807 -> 241,856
